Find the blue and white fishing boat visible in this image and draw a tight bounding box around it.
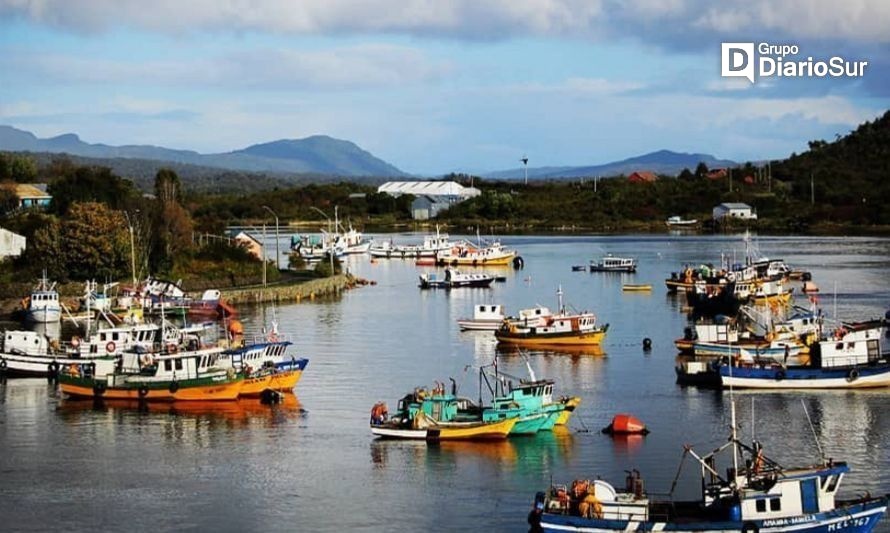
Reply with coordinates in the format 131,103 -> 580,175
530,397 -> 889,532
24,272 -> 61,323
719,323 -> 890,389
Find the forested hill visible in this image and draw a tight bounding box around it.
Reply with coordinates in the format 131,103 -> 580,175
772,110 -> 890,215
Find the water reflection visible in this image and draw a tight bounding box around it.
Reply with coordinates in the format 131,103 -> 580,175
56,394 -> 306,426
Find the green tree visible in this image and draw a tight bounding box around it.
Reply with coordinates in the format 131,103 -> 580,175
60,202 -> 129,280
694,162 -> 710,179
149,169 -> 194,273
47,165 -> 141,214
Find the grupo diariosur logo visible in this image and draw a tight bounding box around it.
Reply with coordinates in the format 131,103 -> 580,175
721,43 -> 868,83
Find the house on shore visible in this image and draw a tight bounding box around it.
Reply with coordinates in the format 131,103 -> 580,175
713,202 -> 757,221
233,231 -> 263,260
14,183 -> 52,209
627,171 -> 658,183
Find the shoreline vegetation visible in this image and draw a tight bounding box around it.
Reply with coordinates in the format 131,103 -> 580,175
0,110 -> 887,306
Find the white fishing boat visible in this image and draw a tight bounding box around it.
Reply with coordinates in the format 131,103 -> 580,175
369,228 -> 454,259
457,304 -> 506,331
418,268 -> 494,289
24,272 -> 61,323
589,254 -> 637,273
665,215 -> 698,227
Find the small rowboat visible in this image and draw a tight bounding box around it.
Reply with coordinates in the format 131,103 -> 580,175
622,284 -> 652,292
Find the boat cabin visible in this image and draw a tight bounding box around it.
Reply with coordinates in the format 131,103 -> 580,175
733,463 -> 850,522
813,327 -> 883,368
117,348 -> 224,381
473,305 -> 504,321
2,330 -> 49,356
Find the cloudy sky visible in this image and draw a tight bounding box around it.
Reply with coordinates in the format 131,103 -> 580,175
0,0 -> 888,175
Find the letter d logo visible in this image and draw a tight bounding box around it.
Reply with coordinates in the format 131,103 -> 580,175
721,43 -> 755,83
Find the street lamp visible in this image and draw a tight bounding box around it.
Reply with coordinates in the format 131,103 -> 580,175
262,205 -> 280,270
123,210 -> 139,286
308,206 -> 334,276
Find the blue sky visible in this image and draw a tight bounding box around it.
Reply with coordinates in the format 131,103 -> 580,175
0,1 -> 888,175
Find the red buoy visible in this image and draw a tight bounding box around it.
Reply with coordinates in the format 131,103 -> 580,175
602,413 -> 649,435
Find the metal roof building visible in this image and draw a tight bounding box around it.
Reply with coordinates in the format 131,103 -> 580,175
377,181 -> 480,198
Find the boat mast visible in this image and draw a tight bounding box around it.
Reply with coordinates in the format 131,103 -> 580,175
557,285 -> 565,314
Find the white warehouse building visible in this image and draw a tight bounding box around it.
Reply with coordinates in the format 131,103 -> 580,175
378,181 -> 481,220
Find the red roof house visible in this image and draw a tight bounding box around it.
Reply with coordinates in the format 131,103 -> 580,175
628,171 -> 658,183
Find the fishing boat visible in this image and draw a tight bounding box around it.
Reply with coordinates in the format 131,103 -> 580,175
589,255 -> 637,273
334,224 -> 370,254
369,228 -> 454,259
220,341 -> 308,397
291,232 -> 345,261
187,289 -> 238,319
435,239 -> 518,267
418,268 -> 494,289
480,361 -> 582,433
531,399 -> 889,532
457,304 -> 506,331
23,272 -> 61,323
622,284 -> 652,292
369,385 -> 518,441
58,345 -> 243,401
719,324 -> 890,389
665,215 -> 698,227
496,287 -> 607,347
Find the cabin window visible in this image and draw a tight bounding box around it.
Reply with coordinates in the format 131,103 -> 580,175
164,360 -> 172,371
100,333 -> 107,341
847,342 -> 855,349
770,499 -> 781,511
836,343 -> 843,350
174,359 -> 183,371
113,332 -> 120,341
826,475 -> 839,493
756,500 -> 766,513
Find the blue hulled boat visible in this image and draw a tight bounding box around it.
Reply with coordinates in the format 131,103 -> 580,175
531,400 -> 888,532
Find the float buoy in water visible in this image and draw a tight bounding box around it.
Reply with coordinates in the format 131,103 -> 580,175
602,414 -> 649,435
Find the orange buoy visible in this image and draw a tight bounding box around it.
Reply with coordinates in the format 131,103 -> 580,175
602,414 -> 649,435
227,319 -> 244,336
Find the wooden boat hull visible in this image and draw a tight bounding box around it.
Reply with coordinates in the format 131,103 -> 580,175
457,318 -> 504,331
239,369 -> 303,396
239,358 -> 308,396
436,253 -> 516,267
371,416 -> 518,440
59,374 -> 244,401
496,329 -> 606,346
719,363 -> 890,389
554,397 -> 580,426
538,496 -> 889,532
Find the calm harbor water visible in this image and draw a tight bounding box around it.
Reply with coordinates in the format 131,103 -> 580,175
2,234 -> 890,532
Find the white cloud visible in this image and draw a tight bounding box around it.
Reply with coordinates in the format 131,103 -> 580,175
2,0 -> 887,44
2,44 -> 450,90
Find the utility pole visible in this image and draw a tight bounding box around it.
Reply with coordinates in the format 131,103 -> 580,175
262,222 -> 267,287
123,210 -> 138,286
810,173 -> 814,205
520,156 -> 529,185
262,205 -> 280,270
768,161 -> 772,193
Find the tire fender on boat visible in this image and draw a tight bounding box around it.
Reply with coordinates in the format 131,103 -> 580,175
775,370 -> 786,381
169,381 -> 180,394
93,381 -> 107,396
0,359 -> 6,370
138,385 -> 149,398
742,522 -> 759,533
847,368 -> 860,382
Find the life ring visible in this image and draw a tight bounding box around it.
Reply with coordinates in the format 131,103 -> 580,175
71,336 -> 81,349
168,381 -> 180,394
106,341 -> 116,353
775,370 -> 786,381
138,385 -> 149,397
847,368 -> 860,382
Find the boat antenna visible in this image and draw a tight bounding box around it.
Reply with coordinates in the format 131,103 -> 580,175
800,399 -> 826,466
557,285 -> 565,314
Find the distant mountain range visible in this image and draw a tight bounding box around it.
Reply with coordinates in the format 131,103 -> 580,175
484,149 -> 737,179
0,125 -> 407,177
